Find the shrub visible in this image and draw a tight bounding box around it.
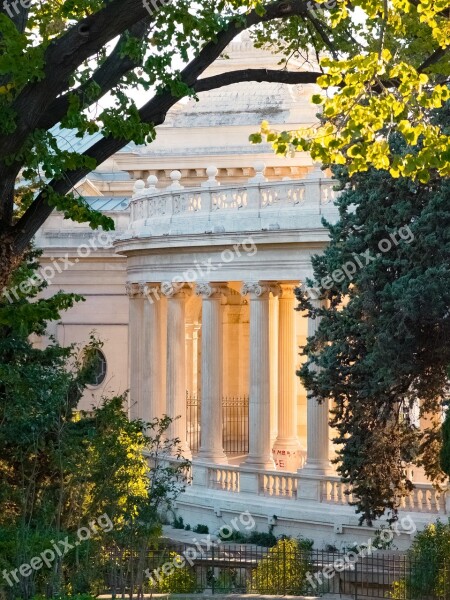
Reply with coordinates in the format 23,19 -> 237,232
193,524 -> 209,534
247,537 -> 312,595
152,553 -> 197,593
390,519 -> 450,599
219,529 -> 248,543
184,523 -> 191,531
172,516 -> 185,529
248,531 -> 277,547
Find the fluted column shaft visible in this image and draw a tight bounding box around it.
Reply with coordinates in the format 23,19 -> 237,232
242,282 -> 276,469
269,294 -> 279,447
273,284 -> 302,471
163,284 -> 192,459
143,284 -> 165,421
302,298 -> 331,474
127,283 -> 145,421
196,283 -> 228,463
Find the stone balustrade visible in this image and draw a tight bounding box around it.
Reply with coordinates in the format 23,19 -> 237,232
124,163 -> 340,238
195,462 -> 447,514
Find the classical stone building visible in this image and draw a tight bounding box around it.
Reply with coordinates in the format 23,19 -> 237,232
35,35 -> 445,549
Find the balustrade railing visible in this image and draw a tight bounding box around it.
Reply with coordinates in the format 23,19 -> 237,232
208,465 -> 240,492
127,164 -> 339,235
259,472 -> 298,498
398,484 -> 446,514
199,464 -> 447,515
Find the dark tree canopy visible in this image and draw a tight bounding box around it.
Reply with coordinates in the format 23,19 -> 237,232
297,109 -> 450,525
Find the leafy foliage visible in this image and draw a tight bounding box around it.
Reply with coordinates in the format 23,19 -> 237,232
0,255 -> 190,599
253,0 -> 450,180
152,552 -> 197,593
296,108 -> 450,525
247,538 -> 312,595
390,520 -> 450,599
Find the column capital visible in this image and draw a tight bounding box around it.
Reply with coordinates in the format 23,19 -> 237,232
278,282 -> 300,299
195,282 -> 228,299
161,282 -> 192,299
126,282 -> 146,298
242,281 -> 280,299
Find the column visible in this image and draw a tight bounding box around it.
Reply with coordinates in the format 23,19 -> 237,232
162,282 -> 192,459
126,282 -> 145,421
196,283 -> 228,464
186,323 -> 197,397
142,283 -> 165,421
302,298 -> 332,474
242,282 -> 276,469
273,283 -> 302,471
269,293 -> 279,447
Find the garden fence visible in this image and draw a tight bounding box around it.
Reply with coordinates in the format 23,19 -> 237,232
102,541 -> 450,599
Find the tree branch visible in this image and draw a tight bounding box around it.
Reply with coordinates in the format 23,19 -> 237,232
37,19 -> 151,131
0,0 -> 151,162
194,68 -> 321,93
418,47 -> 449,73
0,3 -> 30,33
11,0 -> 317,252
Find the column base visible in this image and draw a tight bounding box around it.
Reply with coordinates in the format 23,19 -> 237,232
242,455 -> 276,470
299,458 -> 334,476
196,449 -> 228,465
272,438 -> 303,472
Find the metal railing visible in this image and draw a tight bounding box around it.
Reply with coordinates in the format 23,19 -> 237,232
102,541 -> 450,599
186,395 -> 249,455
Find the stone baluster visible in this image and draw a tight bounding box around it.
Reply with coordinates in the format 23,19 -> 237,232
202,165 -> 220,188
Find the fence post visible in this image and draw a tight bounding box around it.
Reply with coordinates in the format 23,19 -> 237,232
354,558 -> 358,600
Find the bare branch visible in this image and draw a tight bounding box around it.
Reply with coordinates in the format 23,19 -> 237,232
194,68 -> 321,92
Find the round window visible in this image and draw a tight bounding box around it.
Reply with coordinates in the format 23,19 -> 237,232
84,348 -> 107,387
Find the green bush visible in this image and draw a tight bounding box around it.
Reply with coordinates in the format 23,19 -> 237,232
248,531 -> 277,547
193,524 -> 209,534
247,537 -> 312,595
390,519 -> 450,599
218,529 -> 248,543
172,516 -> 185,529
152,553 -> 197,593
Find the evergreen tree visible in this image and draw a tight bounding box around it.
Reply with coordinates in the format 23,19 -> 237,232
297,108 -> 450,525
